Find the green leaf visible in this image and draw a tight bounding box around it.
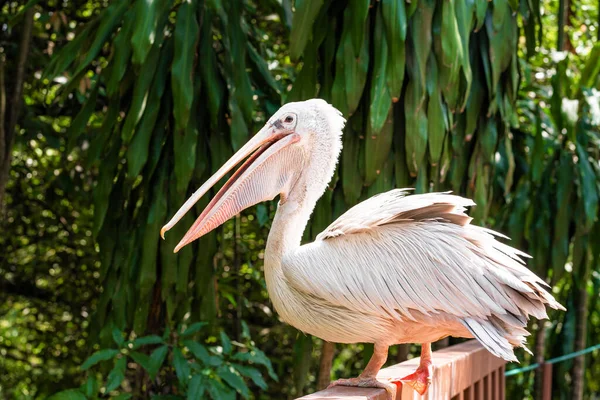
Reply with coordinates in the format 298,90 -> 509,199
47,390 -> 87,400
106,8 -> 137,96
184,340 -> 222,367
381,0 -> 407,101
73,0 -> 129,77
81,349 -> 119,370
349,0 -> 370,56
485,10 -> 516,96
404,79 -> 428,176
173,347 -> 190,386
577,42 -> 600,93
132,335 -> 166,349
292,333 -> 313,392
112,394 -> 133,400
187,375 -> 207,400
426,55 -> 447,166
112,328 -> 125,347
181,322 -> 208,337
479,118 -> 498,162
341,119 -> 363,204
289,0 -> 324,61
207,379 -> 236,400
134,163 -> 168,332
66,84 -> 99,152
240,321 -> 251,340
127,38 -> 173,178
105,357 -> 126,392
43,21 -> 97,80
217,365 -> 250,399
129,351 -> 153,372
408,0 -> 434,89
172,0 -> 199,132
84,375 -> 99,397
173,101 -> 200,193
199,11 -> 225,130
247,43 -> 282,95
232,364 -> 267,390
220,331 -> 232,355
224,0 -> 254,151
131,0 -> 169,65
576,142 -> 598,229
121,31 -> 166,143
369,7 -> 392,135
86,99 -> 120,168
331,9 -> 369,117
551,153 -> 574,282
365,107 -> 393,186
232,349 -> 277,381
256,204 -> 269,227
149,345 -> 169,379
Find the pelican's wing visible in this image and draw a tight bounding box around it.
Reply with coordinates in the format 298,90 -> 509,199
282,190 -> 563,360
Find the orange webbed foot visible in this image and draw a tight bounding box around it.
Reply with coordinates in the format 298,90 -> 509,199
391,364 -> 432,395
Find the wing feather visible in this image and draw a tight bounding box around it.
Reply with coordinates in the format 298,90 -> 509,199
283,190 -> 564,359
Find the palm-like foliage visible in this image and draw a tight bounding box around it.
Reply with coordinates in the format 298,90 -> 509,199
2,0 -> 600,398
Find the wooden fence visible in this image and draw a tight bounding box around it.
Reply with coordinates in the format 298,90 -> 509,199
298,340 -> 506,400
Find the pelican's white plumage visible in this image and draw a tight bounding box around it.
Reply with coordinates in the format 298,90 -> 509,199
161,99 -> 564,397
281,190 -> 561,362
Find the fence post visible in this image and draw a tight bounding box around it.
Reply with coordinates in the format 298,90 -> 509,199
541,363 -> 553,400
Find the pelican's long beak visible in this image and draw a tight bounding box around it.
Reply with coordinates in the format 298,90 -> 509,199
161,125 -> 302,253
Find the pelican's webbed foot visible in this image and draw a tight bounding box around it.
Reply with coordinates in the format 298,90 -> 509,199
392,363 -> 433,395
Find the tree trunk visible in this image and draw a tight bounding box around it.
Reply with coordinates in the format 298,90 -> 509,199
557,0 -> 574,52
317,341 -> 335,390
434,337 -> 449,350
396,343 -> 409,363
572,279 -> 589,400
534,322 -> 547,400
0,8 -> 34,210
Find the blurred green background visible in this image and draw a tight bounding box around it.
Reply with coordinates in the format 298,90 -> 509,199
0,0 -> 599,399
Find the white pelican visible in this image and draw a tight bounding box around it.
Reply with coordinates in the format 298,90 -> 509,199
161,99 -> 563,397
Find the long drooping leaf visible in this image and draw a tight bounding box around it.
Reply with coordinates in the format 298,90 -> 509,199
369,7 -> 391,135
66,84 -> 99,152
289,0 -> 324,61
172,0 -> 200,133
426,54 -> 446,167
127,39 -> 173,178
73,0 -> 129,77
381,0 -> 406,102
121,29 -> 167,143
106,8 -> 136,96
130,0 -> 169,65
551,153 -> 575,284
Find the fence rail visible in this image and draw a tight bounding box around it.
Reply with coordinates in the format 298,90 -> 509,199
297,340 -> 506,400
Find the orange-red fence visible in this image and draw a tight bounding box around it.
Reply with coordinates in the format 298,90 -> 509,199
297,340 -> 506,400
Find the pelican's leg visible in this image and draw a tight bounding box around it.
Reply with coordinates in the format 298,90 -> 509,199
393,342 -> 433,395
328,343 -> 396,400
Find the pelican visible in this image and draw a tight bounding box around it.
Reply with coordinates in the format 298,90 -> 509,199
161,99 -> 563,397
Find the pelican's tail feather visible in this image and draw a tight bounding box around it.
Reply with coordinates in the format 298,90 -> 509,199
461,317 -> 521,362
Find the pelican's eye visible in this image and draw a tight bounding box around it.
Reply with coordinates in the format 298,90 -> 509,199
281,113 -> 297,127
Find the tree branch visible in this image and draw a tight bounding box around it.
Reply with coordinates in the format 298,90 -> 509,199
0,7 -> 34,210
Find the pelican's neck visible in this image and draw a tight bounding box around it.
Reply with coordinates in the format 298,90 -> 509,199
265,188 -> 318,264
263,184 -> 321,319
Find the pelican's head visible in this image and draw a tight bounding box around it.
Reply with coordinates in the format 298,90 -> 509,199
161,99 -> 346,252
